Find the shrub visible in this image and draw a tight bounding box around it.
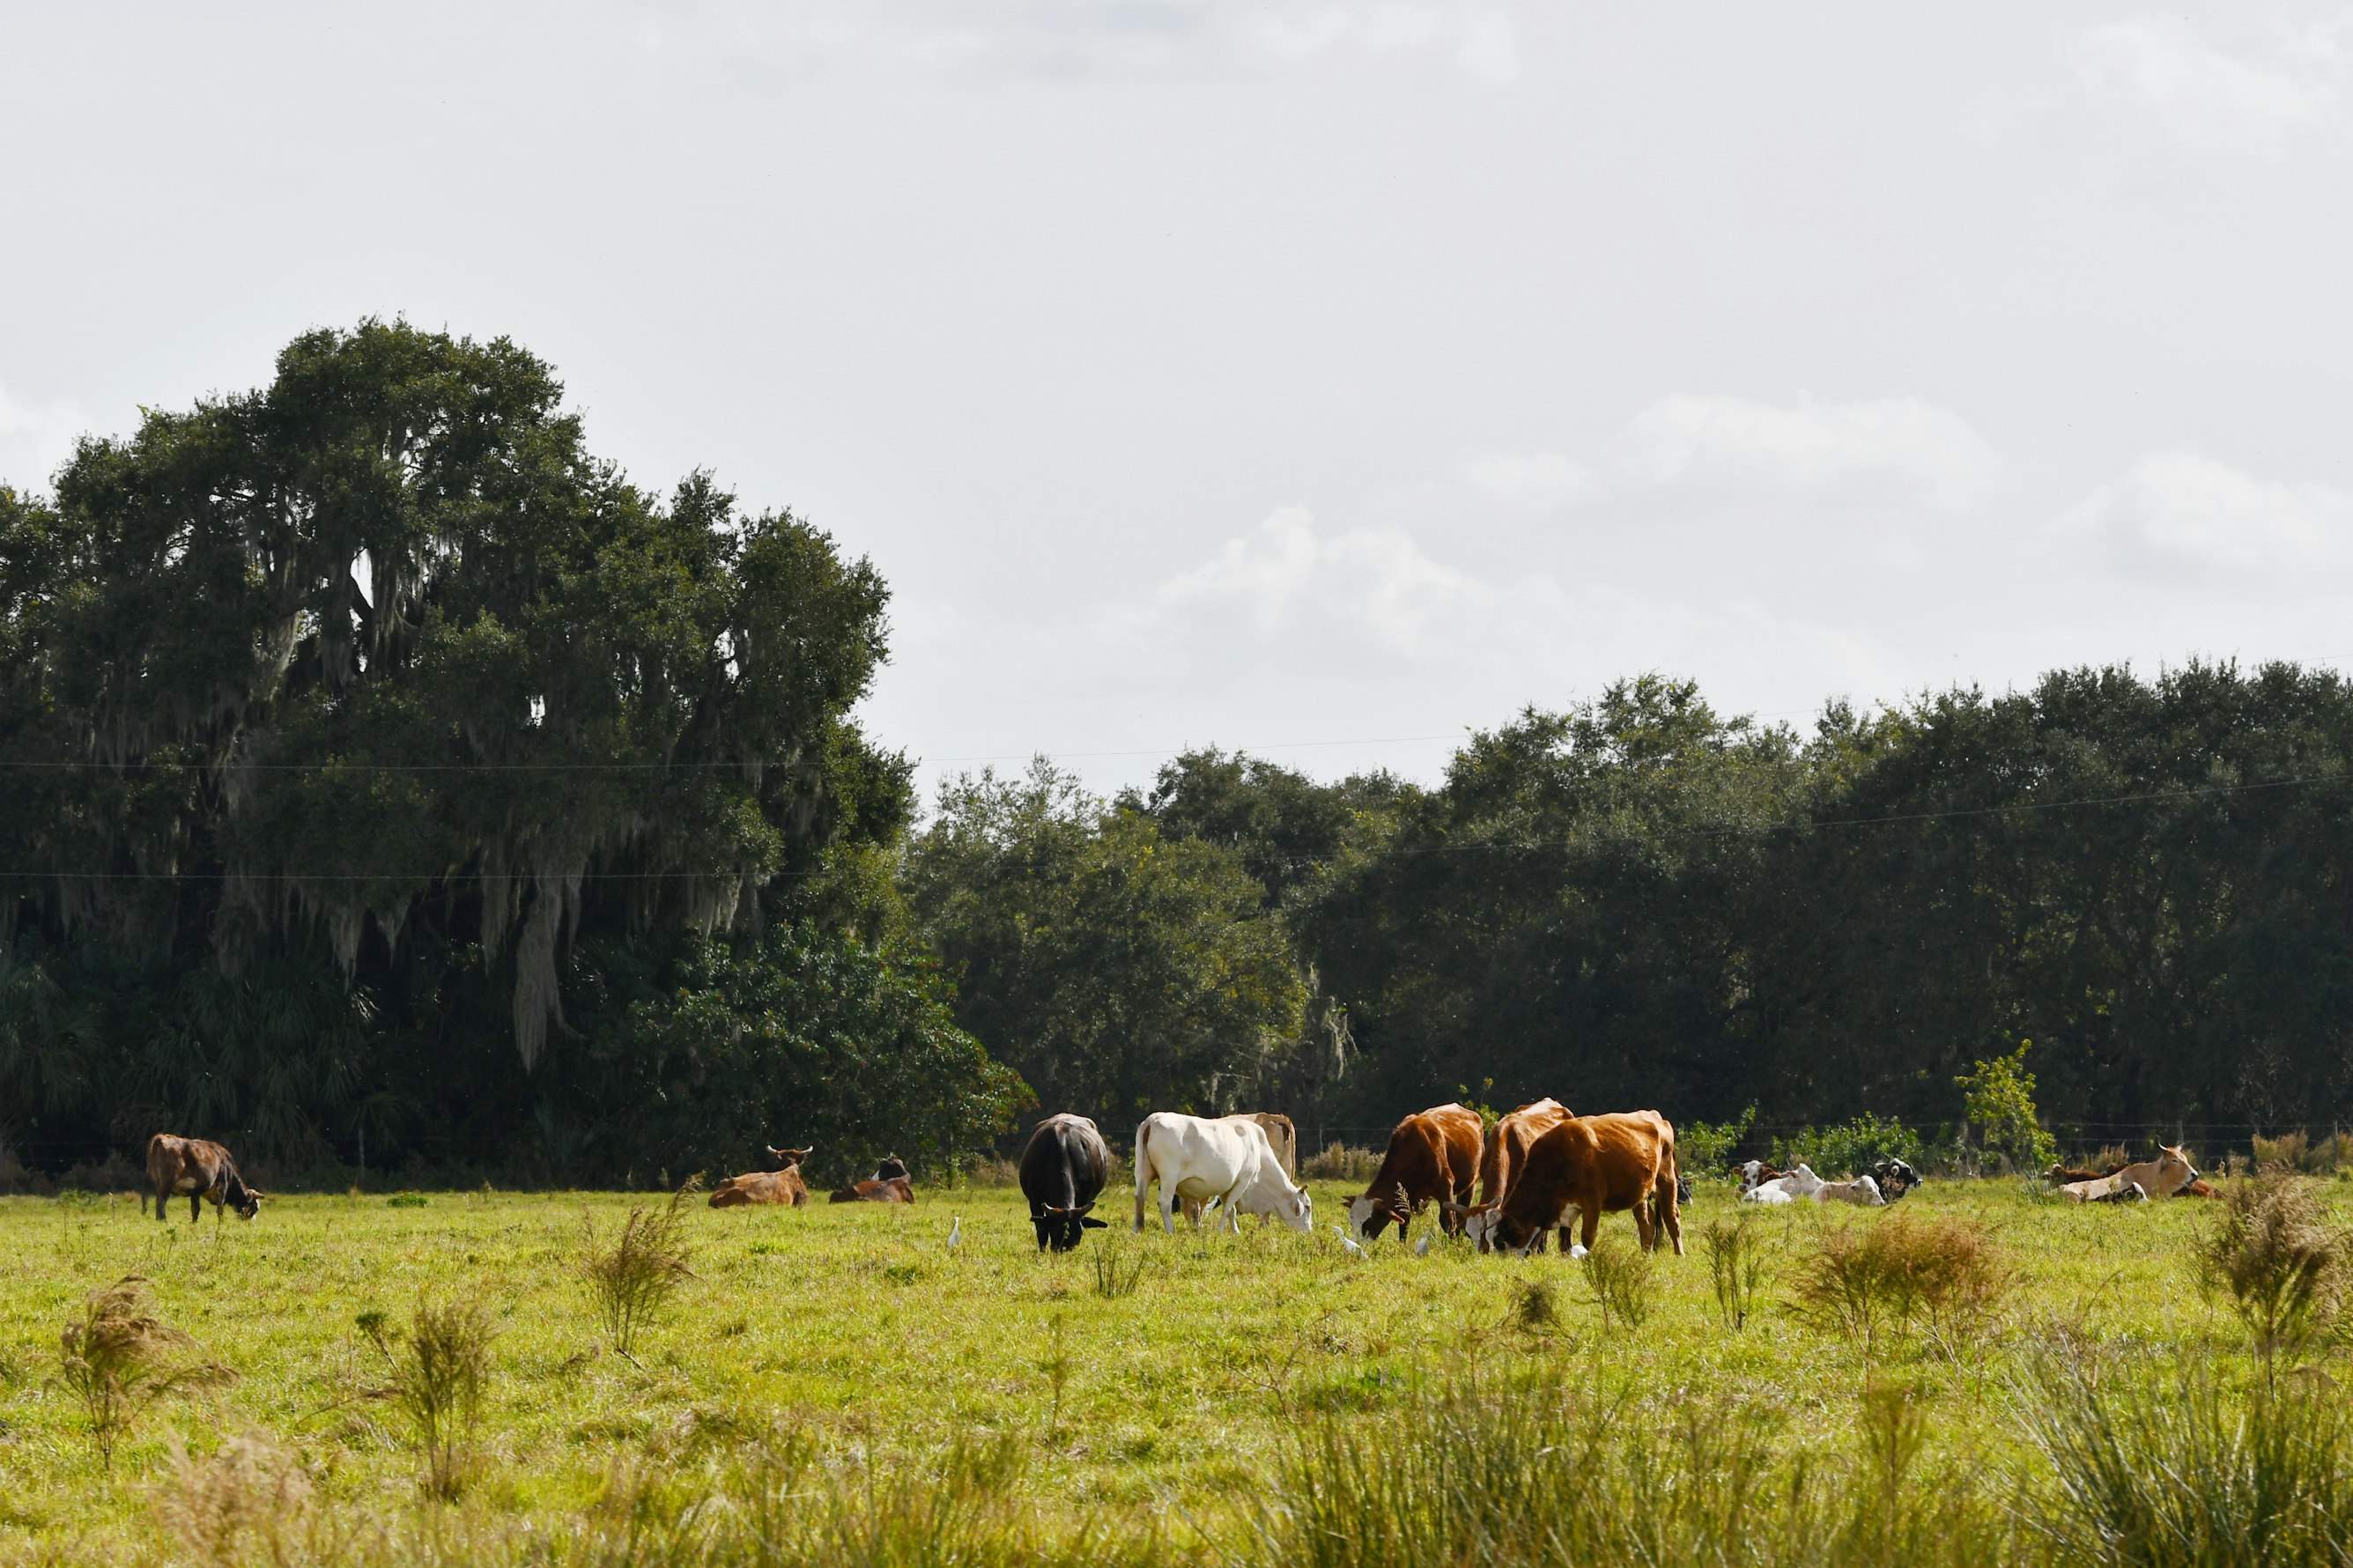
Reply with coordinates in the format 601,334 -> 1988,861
2194,1173 -> 2352,1381
1703,1215 -> 1772,1331
1795,1215 -> 2008,1351
582,1182 -> 699,1357
57,1276 -> 229,1462
362,1295 -> 498,1499
1956,1043 -> 2056,1174
1508,1277 -> 1560,1334
1581,1240 -> 1658,1331
1679,1106 -> 1756,1175
1773,1113 -> 1924,1179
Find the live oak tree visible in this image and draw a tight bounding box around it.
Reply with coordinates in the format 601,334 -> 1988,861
0,321 -> 1018,1174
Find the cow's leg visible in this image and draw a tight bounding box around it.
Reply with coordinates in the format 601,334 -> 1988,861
1160,1188 -> 1179,1235
1632,1200 -> 1657,1252
1656,1177 -> 1684,1257
189,1191 -> 201,1224
1579,1204 -> 1601,1254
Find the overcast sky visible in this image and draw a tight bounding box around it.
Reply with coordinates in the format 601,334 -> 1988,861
4,3 -> 2350,798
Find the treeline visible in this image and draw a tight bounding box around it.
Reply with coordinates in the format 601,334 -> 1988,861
932,666 -> 2353,1153
5,323 -> 2349,1184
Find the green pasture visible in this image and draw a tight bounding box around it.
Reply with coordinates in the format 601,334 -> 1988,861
0,1176 -> 2319,1562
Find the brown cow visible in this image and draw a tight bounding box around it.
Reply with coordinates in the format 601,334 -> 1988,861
1452,1098 -> 1574,1252
1487,1111 -> 1684,1257
1180,1113 -> 1299,1224
709,1145 -> 812,1209
1346,1104 -> 1483,1243
143,1134 -> 262,1224
830,1157 -> 916,1204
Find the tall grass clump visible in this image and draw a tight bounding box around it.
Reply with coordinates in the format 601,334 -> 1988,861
583,1181 -> 699,1357
154,1432 -> 330,1568
362,1295 -> 498,1498
2252,1130 -> 2353,1177
57,1276 -> 228,1462
1091,1242 -> 1146,1298
1305,1144 -> 1381,1183
1260,1375 -> 1996,1568
1580,1239 -> 1658,1330
1703,1215 -> 1771,1330
2018,1354 -> 2353,1566
1795,1215 -> 2008,1352
2193,1173 -> 2352,1382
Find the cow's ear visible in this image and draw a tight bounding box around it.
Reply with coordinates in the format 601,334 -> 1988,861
1081,1217 -> 1107,1229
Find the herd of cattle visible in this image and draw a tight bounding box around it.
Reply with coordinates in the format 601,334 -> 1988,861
132,1113 -> 2212,1246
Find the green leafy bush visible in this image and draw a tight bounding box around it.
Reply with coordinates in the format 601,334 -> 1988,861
1957,1044 -> 2056,1174
1773,1113 -> 1922,1178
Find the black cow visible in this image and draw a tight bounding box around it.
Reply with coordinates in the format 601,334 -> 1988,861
1018,1113 -> 1110,1252
1868,1158 -> 1922,1201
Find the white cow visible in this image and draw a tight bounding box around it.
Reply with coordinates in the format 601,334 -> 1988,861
1742,1163 -> 1823,1205
1133,1113 -> 1314,1235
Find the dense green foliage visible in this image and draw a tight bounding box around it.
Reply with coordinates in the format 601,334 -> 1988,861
0,322 -> 1015,1180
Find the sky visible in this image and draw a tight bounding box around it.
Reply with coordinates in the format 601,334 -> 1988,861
4,2 -> 2351,801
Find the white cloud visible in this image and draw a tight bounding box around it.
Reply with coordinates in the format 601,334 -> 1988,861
2077,19 -> 2337,145
0,381 -> 86,491
1615,394 -> 1999,512
2064,451 -> 2353,578
1460,451 -> 1598,514
692,1 -> 1521,86
1156,505 -> 1533,657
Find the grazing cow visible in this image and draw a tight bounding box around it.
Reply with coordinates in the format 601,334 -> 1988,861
1488,1111 -> 1684,1256
709,1145 -> 812,1209
2061,1146 -> 2198,1203
1178,1113 -> 1299,1224
1133,1113 -> 1313,1234
1457,1099 -> 1572,1253
1868,1158 -> 1922,1201
1347,1104 -> 1484,1243
1018,1113 -> 1112,1251
144,1134 -> 261,1224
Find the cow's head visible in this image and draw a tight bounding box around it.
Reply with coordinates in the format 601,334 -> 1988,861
1033,1201 -> 1106,1252
1486,1211 -> 1543,1257
1454,1203 -> 1498,1251
766,1145 -> 812,1170
1275,1184 -> 1313,1234
226,1175 -> 262,1220
2157,1145 -> 2199,1193
1347,1189 -> 1406,1241
1870,1158 -> 1920,1200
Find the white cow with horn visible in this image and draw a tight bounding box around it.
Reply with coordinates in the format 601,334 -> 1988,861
1134,1112 -> 1314,1234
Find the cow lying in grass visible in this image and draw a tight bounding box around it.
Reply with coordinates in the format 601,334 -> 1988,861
831,1156 -> 915,1204
144,1134 -> 262,1224
709,1145 -> 812,1208
2048,1153 -> 2213,1197
2061,1145 -> 2197,1202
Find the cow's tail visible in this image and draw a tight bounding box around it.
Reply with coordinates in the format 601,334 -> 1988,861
1133,1118 -> 1152,1231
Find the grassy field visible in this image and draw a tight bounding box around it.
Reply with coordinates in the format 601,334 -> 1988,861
0,1171 -> 2341,1564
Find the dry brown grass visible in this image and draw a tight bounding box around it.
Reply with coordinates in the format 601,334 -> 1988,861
55,1276 -> 229,1462
1304,1143 -> 1381,1183
1795,1214 -> 2009,1351
155,1432 -> 329,1568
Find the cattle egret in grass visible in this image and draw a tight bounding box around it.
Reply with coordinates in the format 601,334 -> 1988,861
1569,1244 -> 1589,1261
947,1217 -> 961,1251
1332,1224 -> 1366,1259
1415,1232 -> 1432,1257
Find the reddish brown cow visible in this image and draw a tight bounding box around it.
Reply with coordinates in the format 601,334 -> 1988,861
830,1158 -> 916,1204
710,1145 -> 813,1209
1488,1111 -> 1683,1256
1453,1098 -> 1574,1252
143,1134 -> 262,1224
1346,1104 -> 1483,1242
